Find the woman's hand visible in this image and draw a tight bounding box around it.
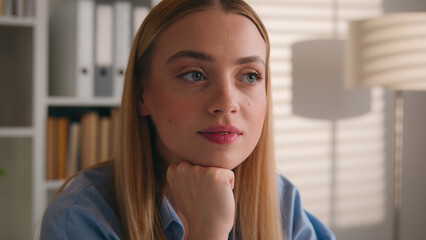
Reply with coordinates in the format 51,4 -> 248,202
166,161 -> 235,240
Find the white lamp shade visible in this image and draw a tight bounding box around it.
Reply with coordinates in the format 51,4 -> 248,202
346,13 -> 426,90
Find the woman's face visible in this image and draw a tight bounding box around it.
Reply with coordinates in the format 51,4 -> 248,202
139,9 -> 267,169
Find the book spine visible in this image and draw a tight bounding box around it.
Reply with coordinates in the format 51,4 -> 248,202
46,117 -> 56,179
67,122 -> 81,177
109,108 -> 119,158
98,117 -> 110,162
81,112 -> 99,169
56,117 -> 69,179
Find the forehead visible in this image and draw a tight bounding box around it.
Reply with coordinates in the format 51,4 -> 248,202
153,9 -> 266,62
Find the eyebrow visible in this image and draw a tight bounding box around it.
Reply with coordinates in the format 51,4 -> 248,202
165,50 -> 265,67
166,50 -> 213,65
235,56 -> 265,67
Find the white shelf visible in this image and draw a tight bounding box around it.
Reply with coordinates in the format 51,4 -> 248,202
2,1 -> 123,239
0,127 -> 33,137
45,179 -> 65,190
0,16 -> 36,27
48,97 -> 121,107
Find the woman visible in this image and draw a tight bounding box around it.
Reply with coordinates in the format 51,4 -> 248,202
41,0 -> 336,239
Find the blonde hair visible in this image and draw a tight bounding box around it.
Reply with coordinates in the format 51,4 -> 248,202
116,0 -> 283,239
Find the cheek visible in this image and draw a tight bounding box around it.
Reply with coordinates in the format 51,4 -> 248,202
150,92 -> 198,132
254,104 -> 267,129
247,94 -> 267,124
248,97 -> 267,147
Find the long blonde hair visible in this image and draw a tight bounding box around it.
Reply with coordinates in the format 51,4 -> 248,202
116,0 -> 282,239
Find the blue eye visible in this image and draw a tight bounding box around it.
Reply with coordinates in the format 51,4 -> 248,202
180,71 -> 205,82
240,72 -> 260,84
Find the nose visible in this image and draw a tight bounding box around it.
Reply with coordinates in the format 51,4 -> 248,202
207,81 -> 240,115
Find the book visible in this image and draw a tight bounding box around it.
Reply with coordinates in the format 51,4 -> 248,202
81,112 -> 98,169
67,122 -> 81,177
109,108 -> 119,158
89,112 -> 99,165
46,109 -> 122,178
56,117 -> 69,179
46,117 -> 56,179
98,117 -> 110,162
81,113 -> 89,169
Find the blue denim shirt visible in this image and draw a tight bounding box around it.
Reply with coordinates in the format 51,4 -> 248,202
41,165 -> 336,239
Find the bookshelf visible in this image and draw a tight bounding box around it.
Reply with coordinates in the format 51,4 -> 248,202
0,137 -> 32,240
0,16 -> 36,26
0,0 -> 152,239
0,127 -> 34,137
48,96 -> 121,107
0,1 -> 40,238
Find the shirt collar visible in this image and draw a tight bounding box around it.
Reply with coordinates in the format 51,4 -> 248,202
159,196 -> 185,239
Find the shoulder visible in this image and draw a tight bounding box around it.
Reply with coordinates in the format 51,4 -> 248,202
276,174 -> 336,240
41,164 -> 123,240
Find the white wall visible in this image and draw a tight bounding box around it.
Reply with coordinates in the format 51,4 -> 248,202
248,0 -> 426,239
382,1 -> 426,239
401,92 -> 426,240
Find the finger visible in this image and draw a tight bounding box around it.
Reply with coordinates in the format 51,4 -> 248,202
166,161 -> 191,177
220,169 -> 235,190
166,164 -> 174,181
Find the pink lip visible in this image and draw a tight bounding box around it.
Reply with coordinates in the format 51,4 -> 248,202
197,125 -> 242,145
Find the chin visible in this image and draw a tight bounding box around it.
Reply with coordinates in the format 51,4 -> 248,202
189,156 -> 246,170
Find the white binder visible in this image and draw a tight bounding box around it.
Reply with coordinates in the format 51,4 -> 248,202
151,0 -> 162,8
49,0 -> 74,96
94,3 -> 113,96
16,0 -> 24,16
49,0 -> 94,97
133,6 -> 150,38
113,1 -> 132,99
4,0 -> 13,16
24,0 -> 35,17
76,0 -> 95,98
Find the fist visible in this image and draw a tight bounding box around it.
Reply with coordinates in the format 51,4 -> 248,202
166,161 -> 235,239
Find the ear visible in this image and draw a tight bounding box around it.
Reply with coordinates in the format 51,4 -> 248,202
138,91 -> 151,116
